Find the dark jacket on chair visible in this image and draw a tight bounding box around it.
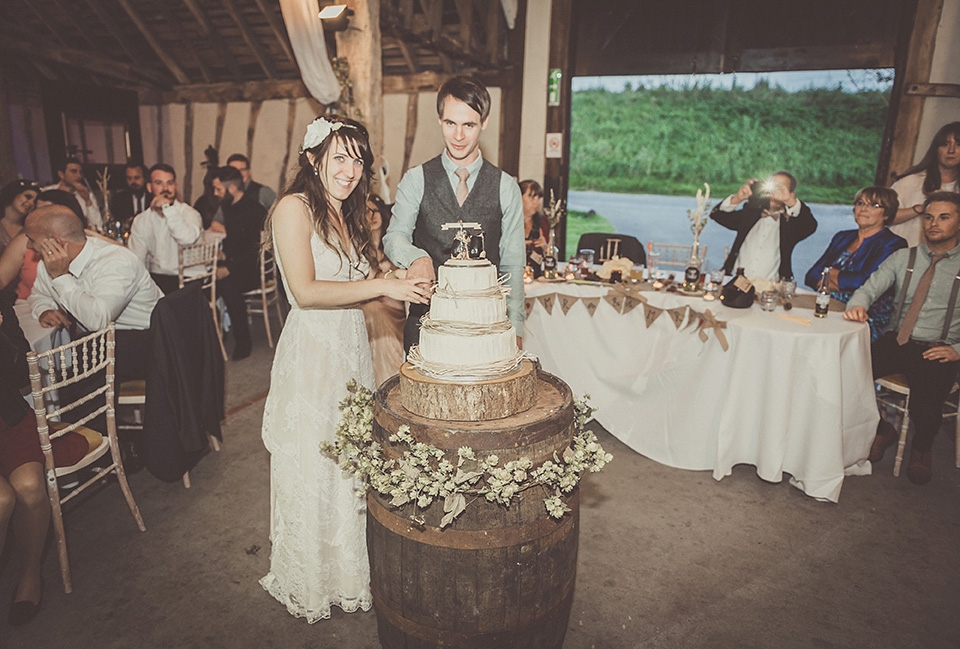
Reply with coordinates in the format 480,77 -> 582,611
144,282 -> 224,482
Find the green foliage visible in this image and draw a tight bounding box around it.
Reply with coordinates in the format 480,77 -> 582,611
571,84 -> 889,203
565,209 -> 616,256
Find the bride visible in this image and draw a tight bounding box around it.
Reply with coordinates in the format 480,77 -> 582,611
259,116 -> 430,622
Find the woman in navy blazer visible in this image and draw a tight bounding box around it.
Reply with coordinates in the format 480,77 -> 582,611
805,186 -> 907,340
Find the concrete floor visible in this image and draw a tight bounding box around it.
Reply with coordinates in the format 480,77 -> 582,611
2,323 -> 959,649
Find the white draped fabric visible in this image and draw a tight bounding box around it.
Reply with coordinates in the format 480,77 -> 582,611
500,0 -> 519,29
279,0 -> 341,105
522,282 -> 879,502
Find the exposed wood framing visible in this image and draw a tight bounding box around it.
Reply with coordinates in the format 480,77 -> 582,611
219,0 -> 277,79
544,0 -> 573,259
140,79 -> 312,104
184,102 -> 194,202
0,68 -> 17,184
247,100 -> 263,160
497,0 -> 525,177
402,93 -> 418,175
179,0 -> 243,82
115,0 -> 191,84
905,82 -> 960,98
20,0 -> 69,48
0,34 -> 151,86
46,0 -> 103,55
22,105 -> 40,181
156,0 -> 213,84
886,0 -> 943,182
83,0 -> 150,69
278,98 -> 298,194
485,1 -> 500,64
454,0 -> 473,53
382,69 -> 508,94
396,38 -> 419,74
215,102 -> 228,152
156,105 -> 164,163
250,0 -> 297,66
336,0 -> 384,157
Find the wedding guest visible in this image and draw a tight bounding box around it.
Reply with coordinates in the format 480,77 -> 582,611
711,171 -> 817,281
889,122 -> 960,247
0,191 -> 89,301
25,204 -> 162,381
226,154 -> 277,210
360,194 -> 405,386
805,187 -> 907,340
1,180 -> 39,258
42,157 -> 102,232
519,179 -> 549,275
259,115 -> 429,622
128,163 -> 203,294
211,166 -> 267,360
108,162 -> 153,225
844,191 -> 960,485
1,303 -> 81,626
383,76 -> 525,351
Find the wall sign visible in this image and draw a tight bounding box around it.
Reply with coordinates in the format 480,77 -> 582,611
546,132 -> 563,159
548,68 -> 562,106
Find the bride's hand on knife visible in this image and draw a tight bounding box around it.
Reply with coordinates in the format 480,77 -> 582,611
382,270 -> 432,304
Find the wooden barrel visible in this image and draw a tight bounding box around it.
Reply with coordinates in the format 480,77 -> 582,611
368,371 -> 578,649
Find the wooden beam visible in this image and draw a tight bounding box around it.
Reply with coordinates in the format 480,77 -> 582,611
115,0 -> 191,84
219,0 -> 277,79
905,82 -> 960,98
250,0 -> 297,66
454,0 -> 473,53
278,98 -> 297,194
215,102 -> 228,151
336,0 -> 384,158
20,0 -> 70,48
179,0 -> 243,81
0,34 -> 152,86
497,0 -> 525,178
155,1 -> 213,84
886,0 -> 943,183
247,100 -> 263,160
485,0 -> 501,65
402,92 -> 418,175
184,102 -> 194,202
396,37 -> 419,74
140,79 -> 313,104
0,67 -> 18,184
83,0 -> 150,68
46,0 -> 103,55
544,0 -> 573,259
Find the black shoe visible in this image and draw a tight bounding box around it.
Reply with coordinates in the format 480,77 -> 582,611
9,579 -> 42,627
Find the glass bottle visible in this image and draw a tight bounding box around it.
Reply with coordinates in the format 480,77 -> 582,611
815,268 -> 831,318
683,244 -> 701,292
542,229 -> 559,279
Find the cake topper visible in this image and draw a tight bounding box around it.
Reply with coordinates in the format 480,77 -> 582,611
441,220 -> 485,260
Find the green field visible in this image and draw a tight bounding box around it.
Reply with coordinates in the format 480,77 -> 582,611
570,82 -> 890,204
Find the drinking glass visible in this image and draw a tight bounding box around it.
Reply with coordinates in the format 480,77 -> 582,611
780,276 -> 797,301
760,290 -> 778,311
579,248 -> 596,266
647,251 -> 661,279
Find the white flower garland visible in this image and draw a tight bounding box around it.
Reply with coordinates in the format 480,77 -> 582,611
299,117 -> 344,153
322,381 -> 612,527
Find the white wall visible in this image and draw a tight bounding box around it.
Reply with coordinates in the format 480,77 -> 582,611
139,97 -> 323,204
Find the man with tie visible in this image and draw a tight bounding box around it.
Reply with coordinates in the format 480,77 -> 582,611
24,204 -> 163,381
710,171 -> 817,281
845,191 -> 960,484
383,76 -> 524,351
109,162 -> 154,224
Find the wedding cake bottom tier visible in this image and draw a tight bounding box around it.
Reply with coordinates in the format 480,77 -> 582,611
399,359 -> 537,421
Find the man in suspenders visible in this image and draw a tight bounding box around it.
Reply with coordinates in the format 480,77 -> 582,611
845,191 -> 960,484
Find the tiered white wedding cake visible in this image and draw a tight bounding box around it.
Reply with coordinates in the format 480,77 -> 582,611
411,258 -> 522,378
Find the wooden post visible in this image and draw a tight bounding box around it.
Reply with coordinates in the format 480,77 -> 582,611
498,0 -> 527,178
883,0 -> 943,184
543,0 -> 574,260
336,0 -> 384,161
0,67 -> 18,184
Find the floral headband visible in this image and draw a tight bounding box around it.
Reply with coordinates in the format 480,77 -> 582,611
299,117 -> 344,154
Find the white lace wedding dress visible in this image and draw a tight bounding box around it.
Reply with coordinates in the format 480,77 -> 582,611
259,225 -> 375,623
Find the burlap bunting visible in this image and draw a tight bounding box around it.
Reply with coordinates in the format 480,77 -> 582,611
603,293 -> 624,314
537,293 -> 556,315
667,306 -> 687,329
622,295 -> 644,314
524,297 -> 535,317
558,293 -> 579,315
698,308 -> 729,351
581,297 -> 601,316
642,302 -> 663,327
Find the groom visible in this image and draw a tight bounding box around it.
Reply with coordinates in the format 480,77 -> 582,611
384,76 -> 525,352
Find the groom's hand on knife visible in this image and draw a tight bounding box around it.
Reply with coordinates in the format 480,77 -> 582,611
406,256 -> 436,285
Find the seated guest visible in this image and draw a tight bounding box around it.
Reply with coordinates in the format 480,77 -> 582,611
805,187 -> 908,341
1,301 -> 88,626
711,171 -> 817,281
889,122 -> 959,246
211,166 -> 266,360
0,191 -> 90,301
41,157 -> 102,232
25,205 -> 162,382
1,179 -> 39,258
226,153 -> 277,211
360,195 -> 405,386
128,163 -> 203,294
108,162 -> 153,225
519,179 -> 549,275
844,191 -> 960,485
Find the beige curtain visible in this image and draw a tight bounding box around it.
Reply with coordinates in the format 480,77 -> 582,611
279,0 -> 341,104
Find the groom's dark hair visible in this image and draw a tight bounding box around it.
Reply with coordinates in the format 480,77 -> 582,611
437,76 -> 491,122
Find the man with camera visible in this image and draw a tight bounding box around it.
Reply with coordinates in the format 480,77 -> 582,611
711,171 -> 817,281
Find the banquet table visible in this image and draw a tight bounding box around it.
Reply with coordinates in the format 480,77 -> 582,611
522,280 -> 879,502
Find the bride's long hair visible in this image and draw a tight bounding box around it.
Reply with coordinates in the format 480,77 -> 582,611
265,115 -> 378,271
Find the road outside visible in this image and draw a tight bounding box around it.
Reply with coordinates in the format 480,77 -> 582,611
569,190 -> 858,288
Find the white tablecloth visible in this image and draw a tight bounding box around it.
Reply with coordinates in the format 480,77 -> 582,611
522,281 -> 878,502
